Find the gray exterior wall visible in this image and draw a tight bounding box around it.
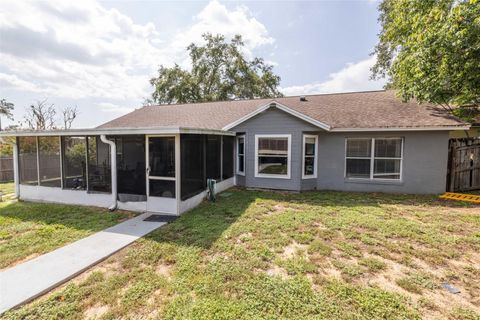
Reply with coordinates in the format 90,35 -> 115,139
317,131 -> 450,194
232,106 -> 450,194
231,107 -> 320,191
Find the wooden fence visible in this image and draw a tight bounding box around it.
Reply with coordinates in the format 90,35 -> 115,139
0,156 -> 13,182
447,138 -> 480,192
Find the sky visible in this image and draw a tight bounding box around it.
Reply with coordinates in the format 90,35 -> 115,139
0,0 -> 385,128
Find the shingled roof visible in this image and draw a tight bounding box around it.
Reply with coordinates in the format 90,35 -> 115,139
97,90 -> 467,131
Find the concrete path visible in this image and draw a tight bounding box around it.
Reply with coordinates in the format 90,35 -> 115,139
0,213 -> 166,314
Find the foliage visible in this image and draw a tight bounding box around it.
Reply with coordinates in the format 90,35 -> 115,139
372,0 -> 480,117
150,33 -> 282,104
0,98 -> 14,131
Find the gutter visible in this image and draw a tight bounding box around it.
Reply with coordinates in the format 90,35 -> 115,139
100,135 -> 117,211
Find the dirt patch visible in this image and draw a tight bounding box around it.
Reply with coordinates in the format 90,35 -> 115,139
84,304 -> 109,319
281,241 -> 307,259
265,265 -> 289,279
156,264 -> 173,279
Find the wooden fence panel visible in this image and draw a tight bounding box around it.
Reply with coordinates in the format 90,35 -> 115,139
0,156 -> 13,182
447,138 -> 480,192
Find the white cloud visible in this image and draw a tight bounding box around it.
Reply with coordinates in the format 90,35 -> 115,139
281,56 -> 385,96
0,0 -> 274,107
97,102 -> 135,114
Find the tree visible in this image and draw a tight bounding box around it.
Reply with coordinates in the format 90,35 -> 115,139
150,33 -> 282,104
61,106 -> 78,129
371,0 -> 480,120
23,99 -> 57,130
0,99 -> 14,131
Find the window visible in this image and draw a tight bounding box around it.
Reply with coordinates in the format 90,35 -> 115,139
345,138 -> 403,180
38,136 -> 61,187
236,135 -> 245,175
255,134 -> 291,179
302,135 -> 318,178
87,136 -> 111,193
222,136 -> 234,180
62,136 -> 87,190
18,136 -> 38,185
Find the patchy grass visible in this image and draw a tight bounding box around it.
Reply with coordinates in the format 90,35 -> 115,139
0,199 -> 136,269
2,188 -> 480,319
0,182 -> 15,201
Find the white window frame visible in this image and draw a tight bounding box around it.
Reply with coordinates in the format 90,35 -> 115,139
254,134 -> 291,179
302,134 -> 318,179
236,135 -> 245,176
344,137 -> 403,181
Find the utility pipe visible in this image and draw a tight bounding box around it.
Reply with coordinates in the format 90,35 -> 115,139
100,134 -> 117,211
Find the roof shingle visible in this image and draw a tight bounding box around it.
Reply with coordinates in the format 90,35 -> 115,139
97,90 -> 466,130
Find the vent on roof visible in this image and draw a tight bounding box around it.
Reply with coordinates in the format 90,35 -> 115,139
300,96 -> 307,101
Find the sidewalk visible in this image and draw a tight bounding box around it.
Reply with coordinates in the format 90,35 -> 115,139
0,212 -> 166,314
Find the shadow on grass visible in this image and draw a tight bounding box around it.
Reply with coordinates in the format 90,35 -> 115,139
143,187 -> 478,250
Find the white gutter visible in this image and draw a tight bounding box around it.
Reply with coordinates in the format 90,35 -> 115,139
100,135 -> 117,211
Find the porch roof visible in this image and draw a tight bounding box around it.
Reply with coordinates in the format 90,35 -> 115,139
0,126 -> 235,137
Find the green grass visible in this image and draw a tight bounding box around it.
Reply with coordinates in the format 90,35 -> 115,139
0,182 -> 15,201
0,195 -> 136,269
2,188 -> 480,319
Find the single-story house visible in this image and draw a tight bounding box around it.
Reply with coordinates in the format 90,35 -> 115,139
0,90 -> 470,215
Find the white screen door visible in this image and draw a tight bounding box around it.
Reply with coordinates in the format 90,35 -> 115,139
146,136 -> 177,213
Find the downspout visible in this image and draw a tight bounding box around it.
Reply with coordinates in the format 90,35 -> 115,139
100,135 -> 117,211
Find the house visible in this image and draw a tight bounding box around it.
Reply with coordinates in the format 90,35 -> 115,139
0,90 -> 470,215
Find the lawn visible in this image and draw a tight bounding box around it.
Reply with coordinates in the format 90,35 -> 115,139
0,190 -> 136,270
2,189 -> 480,319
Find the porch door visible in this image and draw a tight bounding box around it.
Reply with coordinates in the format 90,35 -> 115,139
146,136 -> 177,213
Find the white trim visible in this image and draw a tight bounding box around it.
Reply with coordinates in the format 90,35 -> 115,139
344,137 -> 404,182
254,134 -> 291,179
236,135 -> 245,176
331,126 -> 470,132
0,127 -> 236,137
222,101 -> 331,131
302,134 -> 318,179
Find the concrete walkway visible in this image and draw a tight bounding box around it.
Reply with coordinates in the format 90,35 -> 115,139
0,213 -> 166,314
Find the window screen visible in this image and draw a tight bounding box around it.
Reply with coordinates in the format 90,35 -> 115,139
181,134 -> 205,200
149,137 -> 175,177
87,136 -> 111,192
303,136 -> 317,177
62,136 -> 87,190
222,136 -> 234,180
257,136 -> 289,176
346,138 -> 402,180
18,136 -> 38,185
115,135 -> 146,196
206,135 -> 221,180
38,136 -> 61,187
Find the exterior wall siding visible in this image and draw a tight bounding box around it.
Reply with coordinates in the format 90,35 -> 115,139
231,107 -> 320,191
232,106 -> 450,194
317,131 -> 450,194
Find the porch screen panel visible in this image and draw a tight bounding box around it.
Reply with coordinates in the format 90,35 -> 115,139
62,136 -> 87,190
206,135 -> 221,180
38,136 -> 61,187
115,135 -> 146,195
181,134 -> 205,200
222,136 -> 234,180
87,136 -> 111,192
18,136 -> 38,185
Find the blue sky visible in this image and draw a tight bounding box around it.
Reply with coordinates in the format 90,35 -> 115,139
0,0 -> 384,128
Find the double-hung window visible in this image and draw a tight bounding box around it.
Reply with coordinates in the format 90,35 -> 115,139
345,138 -> 403,180
302,134 -> 318,178
255,134 -> 291,179
236,135 -> 245,175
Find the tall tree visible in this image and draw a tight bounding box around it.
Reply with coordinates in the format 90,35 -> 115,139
372,0 -> 480,120
23,99 -> 57,130
150,33 -> 282,104
0,99 -> 14,131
